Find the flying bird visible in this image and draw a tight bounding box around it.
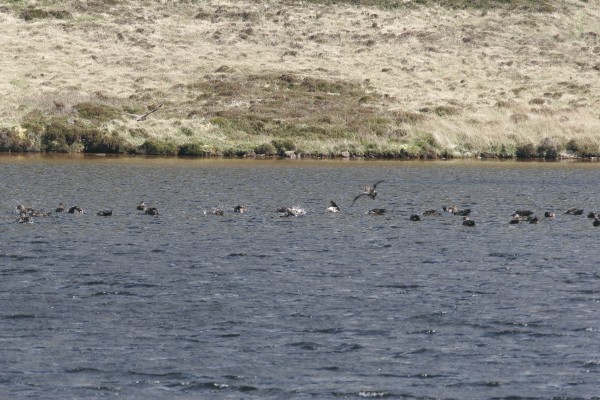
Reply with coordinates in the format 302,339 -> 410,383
351,180 -> 384,206
128,104 -> 163,121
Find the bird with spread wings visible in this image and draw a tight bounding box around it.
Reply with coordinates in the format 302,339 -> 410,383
351,180 -> 384,206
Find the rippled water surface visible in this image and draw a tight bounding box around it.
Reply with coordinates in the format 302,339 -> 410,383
2,154 -> 600,399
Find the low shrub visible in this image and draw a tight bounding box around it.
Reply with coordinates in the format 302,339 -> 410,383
140,139 -> 179,156
75,102 -> 121,122
254,142 -> 276,155
515,143 -> 536,159
178,142 -> 211,157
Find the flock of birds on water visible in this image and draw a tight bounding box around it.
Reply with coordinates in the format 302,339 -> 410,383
12,180 -> 600,227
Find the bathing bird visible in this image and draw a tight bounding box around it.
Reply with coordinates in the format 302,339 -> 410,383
278,207 -> 306,217
15,212 -> 33,224
68,206 -> 85,214
351,180 -> 384,206
326,200 -> 340,212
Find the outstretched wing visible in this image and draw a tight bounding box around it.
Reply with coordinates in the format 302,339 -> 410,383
330,200 -> 339,208
137,104 -> 163,121
372,180 -> 384,189
351,193 -> 367,206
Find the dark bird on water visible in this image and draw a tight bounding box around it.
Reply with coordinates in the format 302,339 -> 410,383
68,206 -> 85,214
96,209 -> 113,216
137,201 -> 146,211
423,209 -> 441,217
565,208 -> 584,215
544,212 -> 555,218
515,210 -> 534,217
234,205 -> 247,213
351,180 -> 384,206
368,208 -> 386,215
410,214 -> 423,221
462,216 -> 475,226
55,202 -> 65,212
145,207 -> 159,215
443,206 -> 471,216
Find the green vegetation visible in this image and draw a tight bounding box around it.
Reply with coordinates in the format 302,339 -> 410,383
1,0 -> 599,159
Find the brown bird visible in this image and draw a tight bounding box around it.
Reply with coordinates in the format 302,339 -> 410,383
351,180 -> 384,206
128,104 -> 163,121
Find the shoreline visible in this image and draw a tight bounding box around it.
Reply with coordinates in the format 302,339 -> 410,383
2,151 -> 599,164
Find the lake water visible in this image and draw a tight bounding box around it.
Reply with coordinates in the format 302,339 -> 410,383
1,154 -> 600,399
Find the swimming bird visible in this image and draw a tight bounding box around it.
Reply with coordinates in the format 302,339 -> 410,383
588,212 -> 599,219
422,209 -> 442,217
137,201 -> 146,211
529,216 -> 539,224
368,208 -> 386,215
515,210 -> 534,217
127,104 -> 163,121
544,211 -> 555,218
29,210 -> 50,217
96,209 -> 113,216
55,202 -> 65,212
410,214 -> 422,221
565,208 -> 584,215
16,204 -> 35,215
211,209 -> 224,216
351,180 -> 384,206
233,205 -> 247,213
145,207 -> 159,216
68,206 -> 85,214
462,216 -> 475,226
326,200 -> 340,213
443,206 -> 471,216
594,218 -> 600,227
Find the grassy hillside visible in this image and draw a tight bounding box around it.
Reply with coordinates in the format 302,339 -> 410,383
1,0 -> 599,158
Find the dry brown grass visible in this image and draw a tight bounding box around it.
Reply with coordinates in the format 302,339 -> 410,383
1,0 -> 600,158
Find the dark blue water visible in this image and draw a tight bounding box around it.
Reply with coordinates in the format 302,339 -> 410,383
1,155 -> 600,399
